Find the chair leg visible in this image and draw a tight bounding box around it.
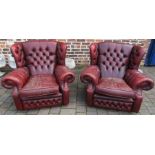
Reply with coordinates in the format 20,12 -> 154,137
132,94 -> 143,113
86,84 -> 94,106
12,87 -> 24,110
62,83 -> 69,105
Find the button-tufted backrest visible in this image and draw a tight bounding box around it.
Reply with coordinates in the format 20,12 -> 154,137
22,41 -> 57,76
98,42 -> 133,78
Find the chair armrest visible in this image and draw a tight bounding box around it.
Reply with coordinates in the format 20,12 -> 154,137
80,65 -> 100,85
1,67 -> 29,89
55,65 -> 75,84
124,69 -> 154,90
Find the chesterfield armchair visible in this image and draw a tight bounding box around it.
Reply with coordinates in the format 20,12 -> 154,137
80,42 -> 154,112
1,40 -> 75,110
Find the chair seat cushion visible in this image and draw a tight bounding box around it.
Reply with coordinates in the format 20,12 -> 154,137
20,75 -> 59,100
95,78 -> 135,98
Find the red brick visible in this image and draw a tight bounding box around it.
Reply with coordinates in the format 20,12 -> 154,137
77,39 -> 85,42
67,39 -> 76,42
0,39 -> 150,65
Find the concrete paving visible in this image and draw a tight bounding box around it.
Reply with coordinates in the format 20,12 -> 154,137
0,66 -> 155,115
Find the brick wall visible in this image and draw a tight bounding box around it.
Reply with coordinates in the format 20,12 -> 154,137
0,39 -> 150,66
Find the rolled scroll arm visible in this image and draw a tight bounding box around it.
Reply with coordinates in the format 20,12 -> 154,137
1,67 -> 29,89
124,69 -> 154,91
55,65 -> 75,84
80,65 -> 100,85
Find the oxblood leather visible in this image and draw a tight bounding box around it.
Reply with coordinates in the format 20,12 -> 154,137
1,40 -> 75,110
124,69 -> 154,90
90,43 -> 98,65
128,46 -> 145,70
1,67 -> 29,89
22,41 -> 57,75
55,65 -> 75,84
11,43 -> 26,67
80,65 -> 100,85
80,65 -> 100,106
55,65 -> 75,105
95,78 -> 135,98
98,42 -> 133,78
57,42 -> 67,65
80,42 -> 154,112
19,75 -> 59,100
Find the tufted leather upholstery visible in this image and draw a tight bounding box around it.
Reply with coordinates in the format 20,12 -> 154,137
94,94 -> 133,112
11,43 -> 26,67
57,42 -> 67,65
19,75 -> 59,100
90,43 -> 98,65
128,46 -> 145,70
23,41 -> 57,75
95,78 -> 135,98
1,40 -> 75,110
80,42 -> 154,112
98,42 -> 133,78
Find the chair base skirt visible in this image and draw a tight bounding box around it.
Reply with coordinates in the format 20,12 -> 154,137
22,97 -> 62,110
89,94 -> 135,112
14,95 -> 64,110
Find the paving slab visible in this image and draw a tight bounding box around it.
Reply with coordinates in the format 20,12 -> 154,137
49,107 -> 61,115
60,109 -> 76,115
0,66 -> 155,115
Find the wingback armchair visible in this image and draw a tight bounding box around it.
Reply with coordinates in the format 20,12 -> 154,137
1,40 -> 75,110
80,42 -> 154,112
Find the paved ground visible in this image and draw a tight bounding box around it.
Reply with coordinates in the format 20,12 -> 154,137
0,66 -> 155,115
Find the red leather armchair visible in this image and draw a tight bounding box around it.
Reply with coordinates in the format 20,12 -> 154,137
1,40 -> 75,110
80,42 -> 154,112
